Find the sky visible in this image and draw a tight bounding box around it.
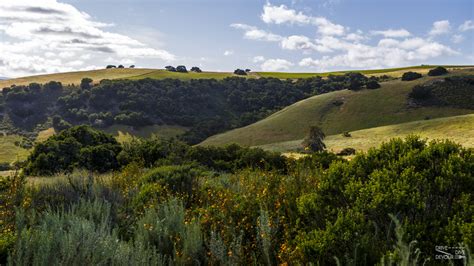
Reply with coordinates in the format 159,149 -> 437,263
0,0 -> 473,77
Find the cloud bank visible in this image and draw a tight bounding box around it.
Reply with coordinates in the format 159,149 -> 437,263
232,3 -> 460,71
0,0 -> 175,77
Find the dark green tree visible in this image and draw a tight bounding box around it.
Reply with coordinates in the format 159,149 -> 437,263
301,126 -> 326,152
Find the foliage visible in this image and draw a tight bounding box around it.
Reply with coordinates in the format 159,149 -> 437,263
337,147 -> 356,156
427,66 -> 448,76
25,125 -> 122,175
233,69 -> 247,75
190,67 -> 202,73
301,126 -> 326,152
366,80 -> 381,89
0,73 -> 377,144
409,76 -> 474,109
401,71 -> 423,81
9,199 -> 166,266
295,136 -> 473,264
5,136 -> 473,265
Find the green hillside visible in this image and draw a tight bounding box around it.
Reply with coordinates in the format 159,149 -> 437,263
201,68 -> 474,147
0,134 -> 29,163
258,114 -> 474,153
2,65 -> 469,89
0,68 -> 156,88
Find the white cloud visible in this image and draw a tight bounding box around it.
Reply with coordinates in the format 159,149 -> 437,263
0,0 -> 175,77
280,35 -> 330,53
230,24 -> 282,41
260,58 -> 293,71
371,29 -> 411,38
261,3 -> 311,24
459,20 -> 474,31
232,3 -> 460,71
260,3 -> 345,36
429,20 -> 451,36
451,34 -> 464,44
299,37 -> 457,70
223,50 -> 234,56
252,56 -> 265,63
345,30 -> 366,42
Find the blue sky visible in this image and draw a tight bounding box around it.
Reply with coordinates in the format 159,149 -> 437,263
0,0 -> 473,77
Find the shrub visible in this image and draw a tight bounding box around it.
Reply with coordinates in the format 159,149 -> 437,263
401,71 -> 422,81
428,66 -> 448,76
176,65 -> 188,73
106,65 -> 116,69
25,125 -> 122,175
190,67 -> 202,73
9,199 -> 165,265
165,66 -> 176,72
366,80 -> 381,89
409,85 -> 432,100
342,131 -> 351,137
337,147 -> 356,156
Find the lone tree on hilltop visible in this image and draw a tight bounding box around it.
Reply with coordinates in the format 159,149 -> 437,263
234,69 -> 247,75
118,65 -> 124,68
106,65 -> 116,69
301,126 -> 326,153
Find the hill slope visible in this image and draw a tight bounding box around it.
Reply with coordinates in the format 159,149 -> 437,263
201,68 -> 474,147
257,114 -> 474,152
2,65 -> 469,89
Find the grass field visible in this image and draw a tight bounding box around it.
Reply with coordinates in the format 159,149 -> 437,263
0,68 -> 157,88
201,68 -> 474,147
3,65 -> 471,89
0,135 -> 29,163
256,65 -> 471,79
257,114 -> 474,153
127,70 -> 258,80
103,124 -> 188,143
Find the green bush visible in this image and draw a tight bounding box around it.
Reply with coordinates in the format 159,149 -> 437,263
295,136 -> 473,264
25,125 -> 121,175
401,71 -> 422,81
427,66 -> 448,76
9,200 -> 165,266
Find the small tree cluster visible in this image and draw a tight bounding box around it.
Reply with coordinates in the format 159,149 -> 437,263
427,66 -> 448,76
234,69 -> 247,76
165,65 -> 188,73
401,71 -> 423,81
190,67 -> 202,73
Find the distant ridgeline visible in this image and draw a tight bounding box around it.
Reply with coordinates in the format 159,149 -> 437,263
2,74 -> 381,144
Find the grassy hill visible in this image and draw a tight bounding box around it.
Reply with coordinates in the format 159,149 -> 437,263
0,68 -> 156,88
201,68 -> 474,147
2,65 -> 469,89
0,134 -> 29,163
257,114 -> 474,153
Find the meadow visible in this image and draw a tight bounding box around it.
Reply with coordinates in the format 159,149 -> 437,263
258,113 -> 474,153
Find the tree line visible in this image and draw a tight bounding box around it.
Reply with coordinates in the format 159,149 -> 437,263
0,73 -> 380,144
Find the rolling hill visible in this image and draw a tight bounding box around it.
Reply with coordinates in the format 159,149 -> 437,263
257,114 -> 474,153
201,68 -> 474,148
1,65 -> 468,89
